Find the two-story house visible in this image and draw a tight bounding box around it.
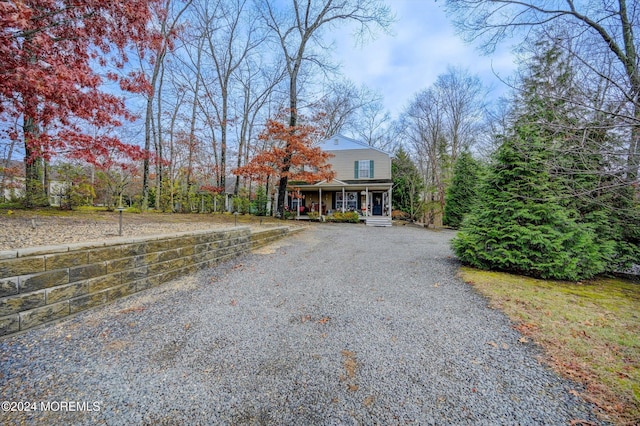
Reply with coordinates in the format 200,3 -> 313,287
285,134 -> 393,226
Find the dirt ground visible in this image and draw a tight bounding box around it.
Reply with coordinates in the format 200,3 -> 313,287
0,209 -> 299,251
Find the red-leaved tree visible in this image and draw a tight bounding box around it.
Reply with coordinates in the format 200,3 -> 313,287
0,0 -> 163,206
233,113 -> 335,217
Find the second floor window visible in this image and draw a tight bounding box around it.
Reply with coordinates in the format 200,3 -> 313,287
355,160 -> 374,178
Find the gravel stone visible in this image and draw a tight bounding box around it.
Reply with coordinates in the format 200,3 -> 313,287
0,224 -> 607,425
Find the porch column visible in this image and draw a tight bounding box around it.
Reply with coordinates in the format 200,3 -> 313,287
319,188 -> 322,216
365,187 -> 369,217
342,187 -> 345,213
387,187 -> 392,217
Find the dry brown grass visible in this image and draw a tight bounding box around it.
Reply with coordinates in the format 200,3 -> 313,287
0,207 -> 303,250
459,267 -> 640,425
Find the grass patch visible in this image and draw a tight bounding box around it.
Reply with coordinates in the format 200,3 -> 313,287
459,267 -> 640,424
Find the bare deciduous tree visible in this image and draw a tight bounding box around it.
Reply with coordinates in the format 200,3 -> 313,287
445,0 -> 640,181
232,57 -> 286,195
197,0 -> 263,191
141,0 -> 193,210
401,67 -> 487,226
257,0 -> 393,217
435,66 -> 486,162
355,98 -> 397,151
310,80 -> 382,139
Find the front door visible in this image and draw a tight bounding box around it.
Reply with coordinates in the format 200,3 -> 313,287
372,193 -> 383,215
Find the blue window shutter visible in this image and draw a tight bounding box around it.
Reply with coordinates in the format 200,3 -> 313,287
354,161 -> 359,178
370,160 -> 374,178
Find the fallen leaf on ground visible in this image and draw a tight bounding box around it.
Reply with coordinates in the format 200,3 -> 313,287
118,306 -> 146,314
487,341 -> 498,347
317,317 -> 330,324
184,323 -> 191,330
363,395 -> 375,406
348,384 -> 359,392
341,350 -> 357,379
518,336 -> 529,343
569,419 -> 597,426
230,299 -> 237,306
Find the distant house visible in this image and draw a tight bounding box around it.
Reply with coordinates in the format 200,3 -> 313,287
0,159 -> 25,202
285,134 -> 393,226
0,159 -> 69,206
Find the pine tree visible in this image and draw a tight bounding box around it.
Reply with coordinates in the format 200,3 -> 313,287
391,147 -> 425,220
443,151 -> 481,228
452,39 -> 637,280
452,125 -> 608,281
518,40 -> 638,274
254,185 -> 269,216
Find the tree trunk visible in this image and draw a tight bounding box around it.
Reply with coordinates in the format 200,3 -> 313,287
187,46 -> 202,199
141,86 -> 155,210
23,116 -> 47,207
628,81 -> 640,182
220,85 -> 227,191
276,65 -> 300,219
155,59 -> 165,210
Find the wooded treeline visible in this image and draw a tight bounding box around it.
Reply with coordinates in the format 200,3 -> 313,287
1,0 -> 393,214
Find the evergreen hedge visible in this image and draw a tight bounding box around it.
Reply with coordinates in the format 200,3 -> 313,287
452,126 -> 612,281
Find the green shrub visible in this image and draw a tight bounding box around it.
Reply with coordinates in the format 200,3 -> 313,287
330,211 -> 360,223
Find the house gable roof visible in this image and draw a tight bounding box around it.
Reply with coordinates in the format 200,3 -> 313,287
316,134 -> 391,156
313,178 -> 349,186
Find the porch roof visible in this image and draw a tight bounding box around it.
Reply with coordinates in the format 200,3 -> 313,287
288,178 -> 392,192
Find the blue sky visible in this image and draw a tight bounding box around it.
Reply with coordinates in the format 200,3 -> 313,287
331,0 -> 517,116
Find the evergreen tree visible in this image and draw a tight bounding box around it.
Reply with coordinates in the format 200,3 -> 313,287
453,39 -> 637,280
392,147 -> 425,220
443,151 -> 481,228
519,40 -> 639,273
452,125 -> 609,281
555,123 -> 640,273
254,185 -> 268,216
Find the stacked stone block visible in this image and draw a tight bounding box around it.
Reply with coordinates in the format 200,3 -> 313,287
0,226 -> 296,338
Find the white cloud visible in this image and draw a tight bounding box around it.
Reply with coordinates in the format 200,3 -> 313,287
328,0 -> 517,116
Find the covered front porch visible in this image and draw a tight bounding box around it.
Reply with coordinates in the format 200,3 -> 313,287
284,179 -> 393,226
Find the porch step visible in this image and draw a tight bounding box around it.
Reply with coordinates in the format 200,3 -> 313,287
365,217 -> 392,227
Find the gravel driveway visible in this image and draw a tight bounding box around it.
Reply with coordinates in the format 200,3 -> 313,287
1,224 -> 604,425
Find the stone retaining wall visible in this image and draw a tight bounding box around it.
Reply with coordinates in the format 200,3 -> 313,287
0,226 -> 301,338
